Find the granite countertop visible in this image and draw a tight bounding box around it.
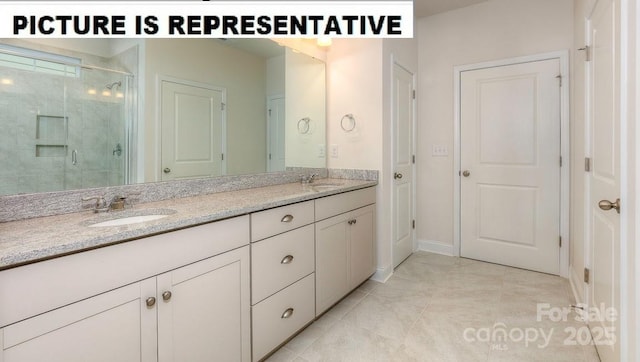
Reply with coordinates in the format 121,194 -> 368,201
0,179 -> 376,270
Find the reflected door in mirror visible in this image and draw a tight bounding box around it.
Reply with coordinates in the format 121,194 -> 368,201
161,80 -> 226,181
267,95 -> 286,172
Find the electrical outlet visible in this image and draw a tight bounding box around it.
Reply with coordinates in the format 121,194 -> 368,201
318,144 -> 325,158
432,145 -> 448,157
330,144 -> 339,158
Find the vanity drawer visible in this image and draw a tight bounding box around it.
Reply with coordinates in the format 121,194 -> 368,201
251,200 -> 314,242
251,224 -> 314,304
252,274 -> 315,361
315,186 -> 376,221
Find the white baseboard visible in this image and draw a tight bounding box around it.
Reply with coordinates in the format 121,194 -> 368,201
370,264 -> 393,283
417,239 -> 454,256
569,265 -> 585,304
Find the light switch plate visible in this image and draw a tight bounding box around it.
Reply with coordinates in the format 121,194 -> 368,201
432,145 -> 448,157
330,144 -> 339,158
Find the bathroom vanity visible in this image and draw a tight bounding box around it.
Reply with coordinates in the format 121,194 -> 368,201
0,180 -> 376,362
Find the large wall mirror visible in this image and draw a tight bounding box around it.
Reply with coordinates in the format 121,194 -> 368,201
0,38 -> 326,196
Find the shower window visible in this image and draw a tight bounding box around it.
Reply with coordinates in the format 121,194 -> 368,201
0,44 -> 80,77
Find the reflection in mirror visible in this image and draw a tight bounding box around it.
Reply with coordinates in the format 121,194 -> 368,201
0,41 -> 135,196
0,38 -> 326,196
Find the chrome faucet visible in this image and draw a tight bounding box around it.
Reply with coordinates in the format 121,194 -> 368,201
301,173 -> 318,184
82,195 -> 108,213
82,192 -> 140,213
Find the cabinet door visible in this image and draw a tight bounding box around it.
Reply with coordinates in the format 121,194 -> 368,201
157,246 -> 250,362
1,279 -> 157,362
349,204 -> 376,289
315,212 -> 351,316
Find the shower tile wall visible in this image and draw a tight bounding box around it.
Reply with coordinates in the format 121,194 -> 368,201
0,40 -> 134,196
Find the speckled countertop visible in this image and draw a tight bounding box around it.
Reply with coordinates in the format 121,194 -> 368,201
0,179 -> 376,270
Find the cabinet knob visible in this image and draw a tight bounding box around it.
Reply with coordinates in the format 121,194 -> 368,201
146,297 -> 156,307
348,219 -> 357,225
163,167 -> 171,174
162,291 -> 172,301
281,308 -> 294,319
281,214 -> 294,223
281,255 -> 294,264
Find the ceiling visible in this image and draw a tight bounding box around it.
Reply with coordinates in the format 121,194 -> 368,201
413,0 -> 489,18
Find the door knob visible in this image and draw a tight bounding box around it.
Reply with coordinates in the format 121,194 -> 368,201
598,199 -> 620,214
462,170 -> 471,177
163,168 -> 171,174
394,172 -> 403,180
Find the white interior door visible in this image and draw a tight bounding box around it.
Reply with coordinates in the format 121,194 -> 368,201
392,62 -> 415,268
267,95 -> 286,172
587,0 -> 621,359
161,80 -> 225,181
460,59 -> 561,275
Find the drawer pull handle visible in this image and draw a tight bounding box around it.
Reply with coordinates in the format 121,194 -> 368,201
281,214 -> 294,223
281,255 -> 294,264
145,297 -> 156,307
281,308 -> 294,319
162,291 -> 172,301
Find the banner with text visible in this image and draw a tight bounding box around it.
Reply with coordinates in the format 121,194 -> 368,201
0,1 -> 413,38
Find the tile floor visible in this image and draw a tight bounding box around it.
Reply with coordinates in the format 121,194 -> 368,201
266,251 -> 601,362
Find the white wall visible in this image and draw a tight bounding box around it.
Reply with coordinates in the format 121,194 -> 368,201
285,48 -> 326,168
416,0 -> 574,251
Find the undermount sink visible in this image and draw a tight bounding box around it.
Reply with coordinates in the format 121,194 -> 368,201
311,182 -> 344,191
86,209 -> 177,228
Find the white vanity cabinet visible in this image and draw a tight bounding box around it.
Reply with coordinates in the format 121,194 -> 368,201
0,183 -> 378,362
315,187 -> 376,316
1,278 -> 157,362
0,216 -> 251,362
156,246 -> 250,362
250,200 -> 316,362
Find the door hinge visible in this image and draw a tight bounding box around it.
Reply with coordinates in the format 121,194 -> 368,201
584,268 -> 590,284
412,220 -> 415,229
578,46 -> 591,62
412,155 -> 416,164
221,102 -> 226,111
559,236 -> 562,247
585,157 -> 591,172
412,90 -> 416,99
559,156 -> 563,167
556,75 -> 562,87
221,153 -> 224,161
